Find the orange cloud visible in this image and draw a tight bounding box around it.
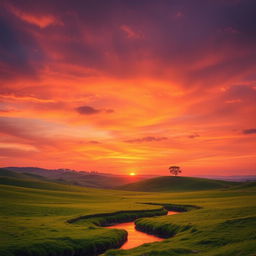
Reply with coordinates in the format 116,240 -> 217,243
8,5 -> 61,28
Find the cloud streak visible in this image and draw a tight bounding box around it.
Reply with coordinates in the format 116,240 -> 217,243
76,106 -> 114,115
125,136 -> 168,143
243,129 -> 256,135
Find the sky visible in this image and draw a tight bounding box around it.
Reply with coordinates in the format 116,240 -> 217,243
0,0 -> 256,176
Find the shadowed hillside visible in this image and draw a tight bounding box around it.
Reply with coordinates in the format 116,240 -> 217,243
118,176 -> 239,192
0,168 -> 89,191
2,167 -> 148,189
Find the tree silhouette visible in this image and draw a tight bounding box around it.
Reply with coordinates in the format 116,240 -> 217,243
169,166 -> 181,176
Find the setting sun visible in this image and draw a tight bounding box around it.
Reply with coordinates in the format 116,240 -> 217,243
129,172 -> 136,176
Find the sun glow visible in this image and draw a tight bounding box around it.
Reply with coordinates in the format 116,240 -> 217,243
129,172 -> 136,176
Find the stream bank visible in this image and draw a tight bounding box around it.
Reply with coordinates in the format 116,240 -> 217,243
66,203 -> 198,256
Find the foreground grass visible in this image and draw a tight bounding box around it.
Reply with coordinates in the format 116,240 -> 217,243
0,178 -> 255,256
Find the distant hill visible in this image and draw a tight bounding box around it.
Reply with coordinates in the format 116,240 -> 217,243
0,168 -> 47,180
1,168 -> 255,195
0,168 -> 126,192
2,167 -> 146,189
0,168 -> 84,191
117,176 -> 240,192
193,175 -> 256,182
229,181 -> 256,190
3,167 -> 253,192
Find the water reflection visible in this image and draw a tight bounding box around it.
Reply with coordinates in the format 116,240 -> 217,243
167,211 -> 179,216
105,211 -> 178,249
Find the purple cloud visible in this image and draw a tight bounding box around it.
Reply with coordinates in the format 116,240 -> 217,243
188,133 -> 200,139
125,136 -> 168,143
76,106 -> 114,115
76,106 -> 100,115
243,129 -> 256,134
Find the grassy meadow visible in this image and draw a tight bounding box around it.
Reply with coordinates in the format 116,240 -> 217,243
0,169 -> 256,256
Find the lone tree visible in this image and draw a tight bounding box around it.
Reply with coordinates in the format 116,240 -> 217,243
169,166 -> 181,176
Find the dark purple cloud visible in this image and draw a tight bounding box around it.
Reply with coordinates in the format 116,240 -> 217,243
125,136 -> 168,143
76,106 -> 101,115
243,129 -> 256,135
1,0 -> 255,82
0,8 -> 46,82
76,105 -> 114,115
188,133 -> 200,139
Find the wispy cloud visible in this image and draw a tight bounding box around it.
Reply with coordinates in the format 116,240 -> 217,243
125,136 -> 168,143
7,4 -> 62,28
243,129 -> 256,135
188,133 -> 200,139
76,106 -> 114,115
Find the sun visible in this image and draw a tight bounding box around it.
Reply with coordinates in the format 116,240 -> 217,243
129,172 -> 136,176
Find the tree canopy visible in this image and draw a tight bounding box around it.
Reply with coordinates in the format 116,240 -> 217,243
169,166 -> 181,176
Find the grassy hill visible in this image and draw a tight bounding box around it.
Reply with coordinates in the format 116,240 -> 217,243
0,168 -> 42,179
0,168 -> 96,192
2,169 -> 239,193
4,167 -> 145,189
118,176 -> 239,192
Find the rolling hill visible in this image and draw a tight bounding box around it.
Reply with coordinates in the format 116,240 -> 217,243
0,168 -> 89,191
118,176 -> 240,192
3,167 -> 146,189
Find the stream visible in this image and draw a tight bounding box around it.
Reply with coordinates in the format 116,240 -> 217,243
105,211 -> 179,249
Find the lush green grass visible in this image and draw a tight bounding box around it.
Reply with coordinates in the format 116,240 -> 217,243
0,168 -> 105,192
118,176 -> 239,192
0,172 -> 255,256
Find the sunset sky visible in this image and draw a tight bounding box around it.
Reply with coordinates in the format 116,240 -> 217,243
0,0 -> 256,176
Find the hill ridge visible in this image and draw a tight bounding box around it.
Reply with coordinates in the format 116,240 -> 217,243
118,176 -> 240,192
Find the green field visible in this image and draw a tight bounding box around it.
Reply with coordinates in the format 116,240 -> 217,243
0,169 -> 256,256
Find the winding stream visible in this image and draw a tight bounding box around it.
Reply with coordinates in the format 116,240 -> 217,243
105,211 -> 179,249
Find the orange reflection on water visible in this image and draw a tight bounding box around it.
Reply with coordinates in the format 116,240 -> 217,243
106,211 -> 178,249
167,211 -> 179,216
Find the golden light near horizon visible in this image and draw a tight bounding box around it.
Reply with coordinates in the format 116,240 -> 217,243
129,172 -> 136,176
